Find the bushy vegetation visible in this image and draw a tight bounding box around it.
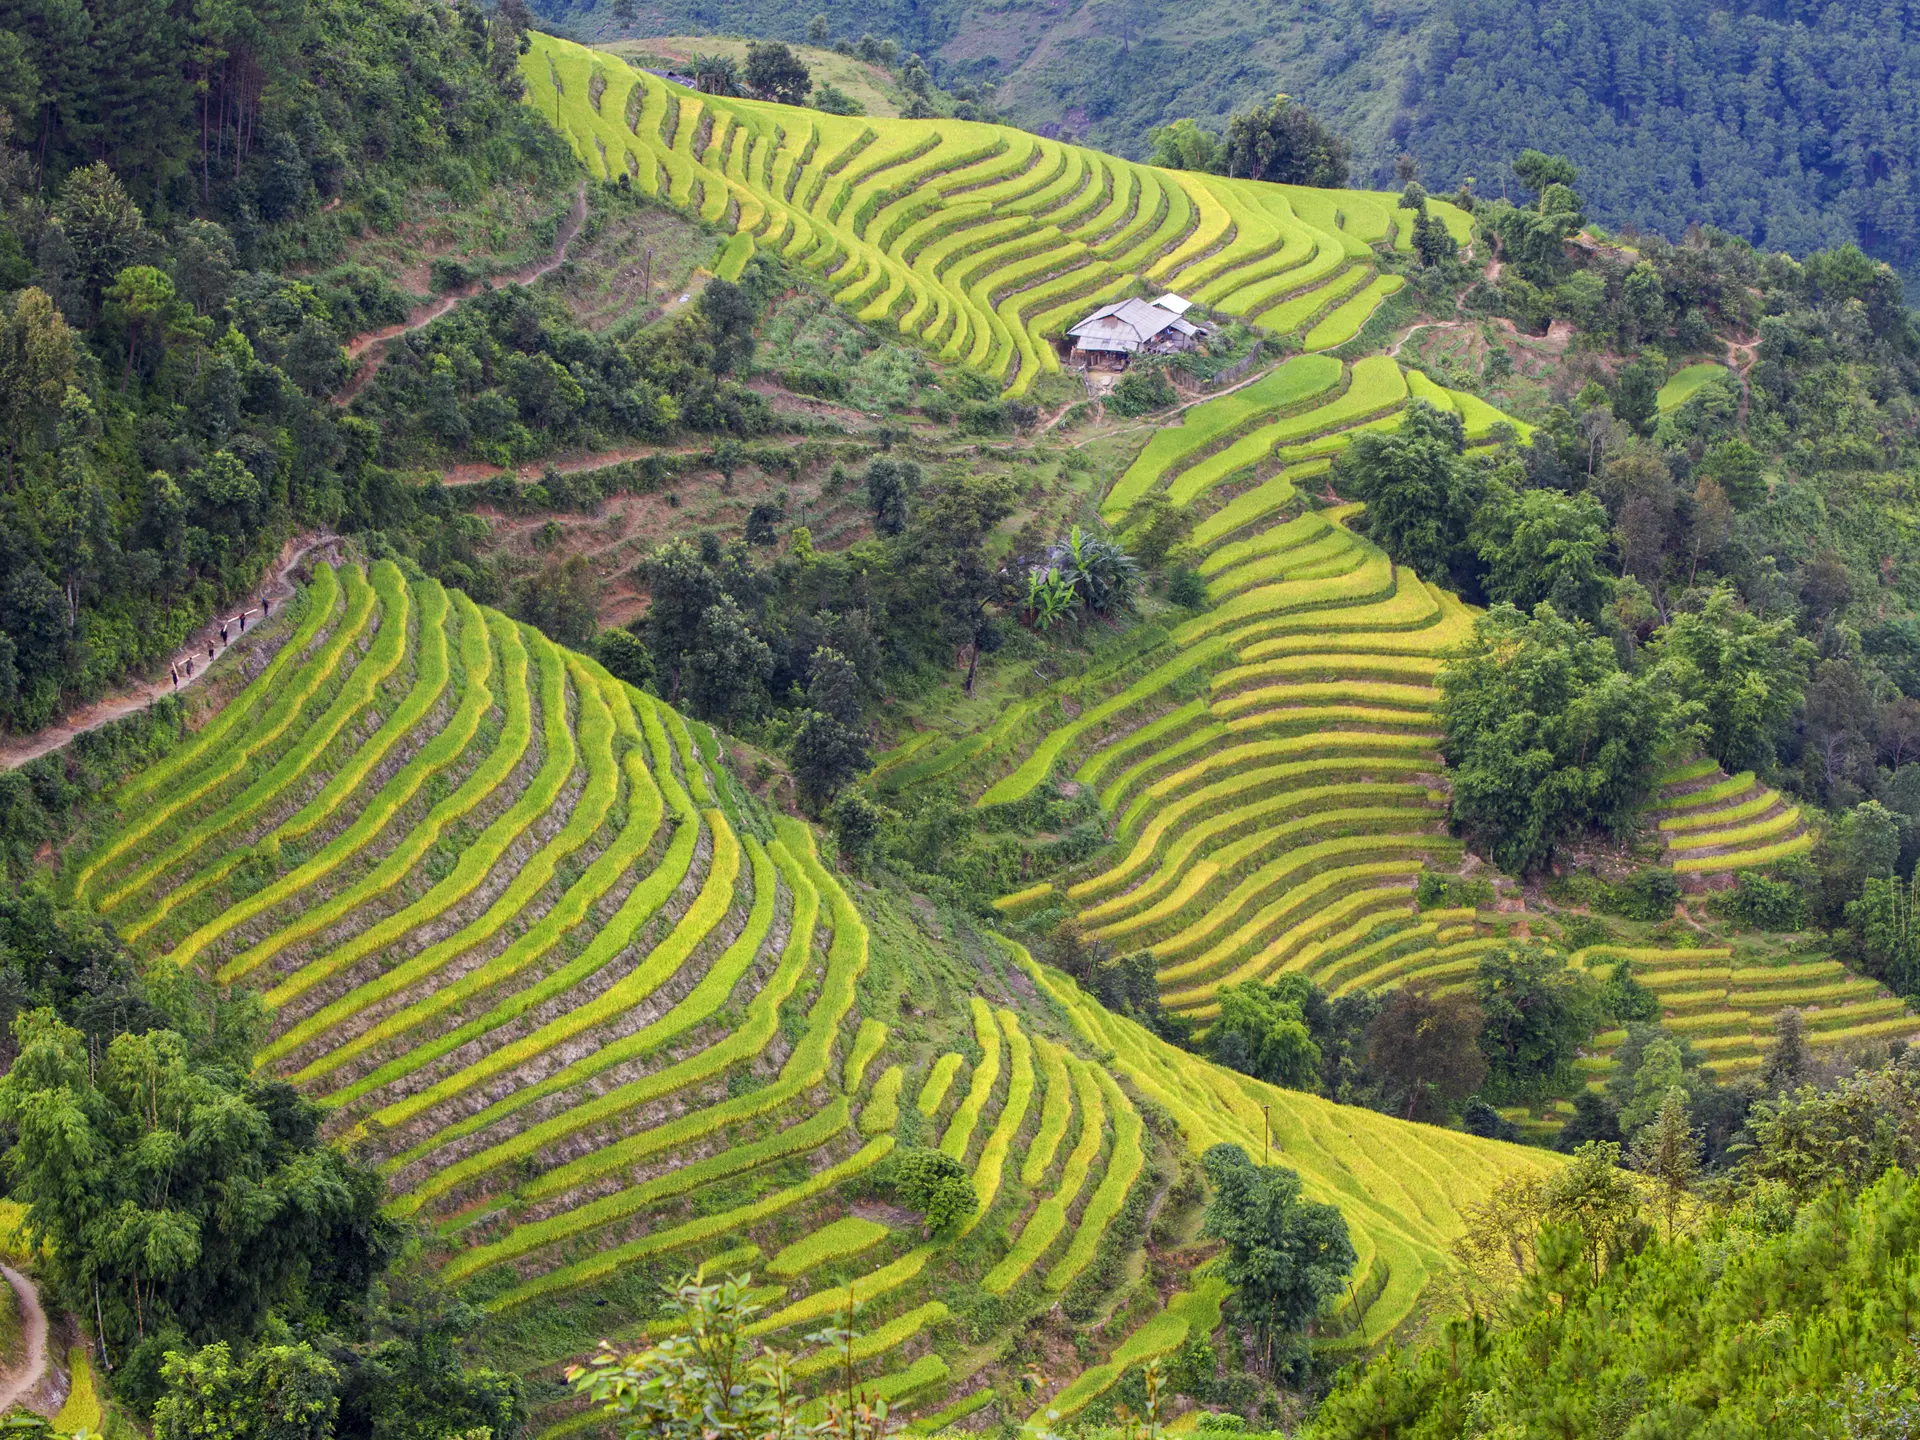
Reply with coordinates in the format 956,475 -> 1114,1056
1314,1053 -> 1920,1438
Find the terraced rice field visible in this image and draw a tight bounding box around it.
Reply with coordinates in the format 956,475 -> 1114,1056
1647,759 -> 1812,879
1570,944 -> 1918,1080
934,360 -> 1534,1019
1656,362 -> 1729,412
520,34 -> 1471,393
1013,943 -> 1563,1348
73,558 -> 1554,1435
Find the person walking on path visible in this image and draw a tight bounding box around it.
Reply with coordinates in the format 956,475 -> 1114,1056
170,664 -> 178,690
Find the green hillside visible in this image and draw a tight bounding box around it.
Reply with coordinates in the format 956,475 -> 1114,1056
63,559 -> 1556,1435
555,0 -> 1920,282
520,33 -> 1466,395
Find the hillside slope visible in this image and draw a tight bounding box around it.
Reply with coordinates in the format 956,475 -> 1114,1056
519,33 -> 1469,395
551,0 -> 1920,282
66,558 -> 1556,1435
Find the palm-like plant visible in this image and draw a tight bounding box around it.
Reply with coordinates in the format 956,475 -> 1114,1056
1048,525 -> 1143,615
1021,567 -> 1081,629
692,53 -> 743,96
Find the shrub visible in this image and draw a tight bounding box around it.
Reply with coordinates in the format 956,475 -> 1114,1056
1462,1099 -> 1521,1141
1107,363 -> 1178,417
1166,566 -> 1209,609
880,1145 -> 978,1234
430,256 -> 475,292
1611,867 -> 1682,921
1711,871 -> 1810,931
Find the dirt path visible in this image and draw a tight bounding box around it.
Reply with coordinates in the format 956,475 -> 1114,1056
338,183 -> 591,402
0,532 -> 338,774
1387,319 -> 1472,358
438,440 -> 719,488
0,1266 -> 47,1415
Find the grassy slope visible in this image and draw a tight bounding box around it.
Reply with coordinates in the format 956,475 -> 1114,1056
607,36 -> 908,116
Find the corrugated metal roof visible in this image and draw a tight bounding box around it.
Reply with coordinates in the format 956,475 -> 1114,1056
1067,293 -> 1197,349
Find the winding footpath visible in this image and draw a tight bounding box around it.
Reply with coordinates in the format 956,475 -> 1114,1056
0,184 -> 599,773
0,1266 -> 47,1415
339,182 -> 590,401
0,532 -> 338,774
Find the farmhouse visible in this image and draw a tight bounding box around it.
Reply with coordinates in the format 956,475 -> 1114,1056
1066,293 -> 1207,368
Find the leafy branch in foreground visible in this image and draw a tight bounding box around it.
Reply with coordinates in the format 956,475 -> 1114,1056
568,1275 -> 888,1440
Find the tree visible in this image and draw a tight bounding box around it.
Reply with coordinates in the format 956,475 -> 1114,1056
103,265 -> 191,390
1630,1085 -> 1700,1240
1803,658 -> 1875,798
1438,603 -> 1691,874
1646,587 -> 1812,773
1337,401 -> 1482,593
1366,986 -> 1487,1121
1695,437 -> 1765,509
568,1275 -> 808,1440
154,1341 -> 339,1440
1206,982 -> 1322,1091
1474,943 -> 1598,1101
1512,149 -> 1577,196
51,161 -> 144,321
789,710 -> 868,806
744,42 -> 811,104
1410,202 -> 1457,268
864,456 -> 918,536
807,14 -> 830,43
699,278 -> 757,374
1757,1007 -> 1812,1096
1199,1144 -> 1354,1369
1472,485 -> 1614,624
1145,118 -> 1222,173
512,554 -> 598,648
1542,1140 -> 1645,1288
682,594 -> 774,727
596,626 -> 654,691
1221,94 -> 1349,186
0,287 -> 76,482
806,646 -> 863,727
691,53 -> 742,97
1121,491 -> 1196,570
881,1147 -> 977,1234
642,539 -> 722,704
1616,1035 -> 1686,1134
0,1008 -> 394,1362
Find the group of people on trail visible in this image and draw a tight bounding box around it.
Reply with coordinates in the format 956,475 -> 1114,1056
169,594 -> 272,691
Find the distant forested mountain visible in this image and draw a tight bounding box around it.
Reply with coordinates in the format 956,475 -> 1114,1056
552,0 -> 1920,282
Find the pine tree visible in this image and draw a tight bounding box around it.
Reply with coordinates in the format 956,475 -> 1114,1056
1631,1085 -> 1700,1240
1760,1007 -> 1812,1095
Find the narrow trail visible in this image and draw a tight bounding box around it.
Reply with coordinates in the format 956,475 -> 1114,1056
0,532 -> 338,773
338,183 -> 590,402
1387,319 -> 1471,358
0,1266 -> 47,1415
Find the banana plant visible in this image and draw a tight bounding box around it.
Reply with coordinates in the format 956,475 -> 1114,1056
1021,567 -> 1081,629
1048,525 -> 1143,615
